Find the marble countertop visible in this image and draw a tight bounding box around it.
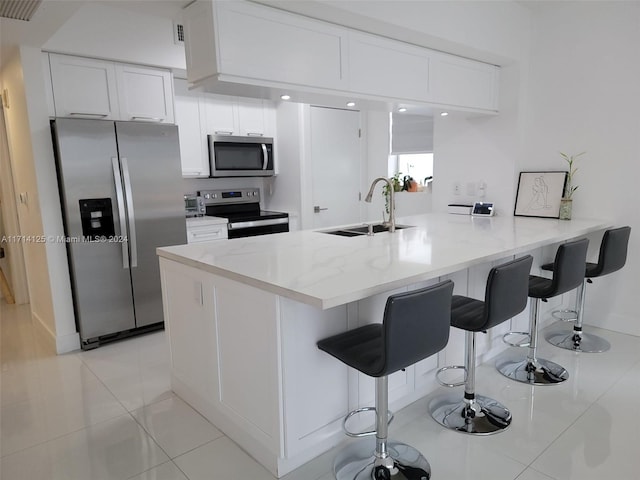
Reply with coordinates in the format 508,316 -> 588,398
159,213 -> 610,309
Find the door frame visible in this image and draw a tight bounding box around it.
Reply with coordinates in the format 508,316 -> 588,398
299,105 -> 367,230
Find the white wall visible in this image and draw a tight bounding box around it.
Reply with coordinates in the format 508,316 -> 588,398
0,47 -> 78,351
525,2 -> 640,335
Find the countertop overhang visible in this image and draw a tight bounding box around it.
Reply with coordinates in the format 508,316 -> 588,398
157,213 -> 610,309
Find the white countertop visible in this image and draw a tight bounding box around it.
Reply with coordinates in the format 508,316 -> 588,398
159,213 -> 610,309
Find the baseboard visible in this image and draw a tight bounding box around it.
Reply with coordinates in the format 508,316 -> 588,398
32,310 -> 80,354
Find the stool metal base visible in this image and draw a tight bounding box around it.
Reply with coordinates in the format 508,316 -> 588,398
429,393 -> 511,435
545,324 -> 611,353
496,356 -> 569,385
333,438 -> 431,480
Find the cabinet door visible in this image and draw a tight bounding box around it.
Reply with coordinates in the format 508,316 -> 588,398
174,79 -> 208,177
236,98 -> 265,137
215,1 -> 347,90
49,53 -> 120,119
430,52 -> 499,111
200,94 -> 237,136
348,32 -> 431,101
116,64 -> 175,123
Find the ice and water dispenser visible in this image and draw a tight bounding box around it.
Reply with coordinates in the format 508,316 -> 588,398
79,198 -> 115,240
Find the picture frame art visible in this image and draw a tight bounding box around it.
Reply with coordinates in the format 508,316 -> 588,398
514,171 -> 568,218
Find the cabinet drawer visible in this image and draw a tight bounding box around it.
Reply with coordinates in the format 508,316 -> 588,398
187,223 -> 228,243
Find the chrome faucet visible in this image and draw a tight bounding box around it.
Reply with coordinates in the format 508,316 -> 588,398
365,177 -> 395,233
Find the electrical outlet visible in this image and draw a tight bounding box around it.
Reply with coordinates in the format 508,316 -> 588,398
453,182 -> 461,195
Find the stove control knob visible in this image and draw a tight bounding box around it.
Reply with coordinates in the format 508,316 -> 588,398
204,193 -> 210,199
213,193 -> 218,199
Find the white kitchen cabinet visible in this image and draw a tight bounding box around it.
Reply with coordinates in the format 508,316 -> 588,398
348,31 -> 431,101
185,0 -> 348,90
186,217 -> 228,243
115,64 -> 175,123
49,53 -> 120,119
184,1 -> 500,114
174,79 -> 208,177
237,97 -> 267,137
174,81 -> 277,177
200,93 -> 237,135
47,52 -> 175,121
201,94 -> 273,137
429,52 -> 500,111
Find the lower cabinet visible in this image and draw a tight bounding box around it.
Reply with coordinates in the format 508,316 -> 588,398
159,259 -> 451,477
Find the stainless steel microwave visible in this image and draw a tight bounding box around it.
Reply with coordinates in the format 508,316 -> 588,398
208,135 -> 274,177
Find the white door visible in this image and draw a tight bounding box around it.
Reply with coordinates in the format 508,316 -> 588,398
310,107 -> 362,229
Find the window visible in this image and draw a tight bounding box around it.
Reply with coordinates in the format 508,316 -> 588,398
389,153 -> 433,186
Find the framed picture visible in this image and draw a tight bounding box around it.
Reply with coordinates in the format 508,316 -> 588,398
514,171 -> 568,218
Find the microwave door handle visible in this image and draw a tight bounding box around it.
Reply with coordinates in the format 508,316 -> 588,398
120,157 -> 138,268
261,144 -> 268,170
111,157 -> 130,269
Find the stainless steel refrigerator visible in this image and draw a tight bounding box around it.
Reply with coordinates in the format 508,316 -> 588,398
51,118 -> 186,349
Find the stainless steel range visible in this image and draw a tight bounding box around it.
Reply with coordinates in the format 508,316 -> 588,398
199,188 -> 289,239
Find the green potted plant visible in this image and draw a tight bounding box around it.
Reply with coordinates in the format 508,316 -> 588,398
382,172 -> 402,215
559,151 -> 585,220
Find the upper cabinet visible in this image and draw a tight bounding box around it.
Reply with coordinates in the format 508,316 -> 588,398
115,64 -> 174,123
185,0 -> 348,91
183,0 -> 500,114
348,32 -> 430,102
46,53 -> 175,123
49,53 -> 120,119
429,52 -> 499,112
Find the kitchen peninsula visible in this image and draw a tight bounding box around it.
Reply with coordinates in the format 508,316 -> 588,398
157,213 -> 609,477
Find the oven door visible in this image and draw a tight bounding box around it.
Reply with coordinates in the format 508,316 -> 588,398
208,135 -> 274,177
227,217 -> 289,239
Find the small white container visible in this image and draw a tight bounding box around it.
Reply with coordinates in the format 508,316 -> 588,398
447,204 -> 473,215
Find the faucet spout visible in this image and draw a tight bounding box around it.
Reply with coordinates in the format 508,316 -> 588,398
364,177 -> 396,232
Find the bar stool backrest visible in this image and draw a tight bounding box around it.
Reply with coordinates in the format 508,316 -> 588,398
549,238 -> 590,296
483,255 -> 533,330
589,226 -> 631,278
382,280 -> 454,376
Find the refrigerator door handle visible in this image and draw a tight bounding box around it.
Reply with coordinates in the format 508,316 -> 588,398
121,157 -> 138,268
111,157 -> 130,269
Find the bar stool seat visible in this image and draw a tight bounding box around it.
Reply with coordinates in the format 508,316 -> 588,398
318,280 -> 454,480
430,255 -> 533,435
496,238 -> 589,385
543,226 -> 631,352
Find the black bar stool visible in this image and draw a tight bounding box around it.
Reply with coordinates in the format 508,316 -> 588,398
430,255 -> 533,435
543,226 -> 631,352
317,280 -> 454,480
497,238 -> 589,385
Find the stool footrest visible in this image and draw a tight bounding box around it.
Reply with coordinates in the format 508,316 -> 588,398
502,331 -> 531,348
436,365 -> 466,387
551,309 -> 578,321
342,407 -> 394,438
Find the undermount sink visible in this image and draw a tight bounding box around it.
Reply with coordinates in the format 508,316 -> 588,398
321,224 -> 414,236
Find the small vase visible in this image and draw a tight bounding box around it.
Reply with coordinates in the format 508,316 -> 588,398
559,198 -> 572,220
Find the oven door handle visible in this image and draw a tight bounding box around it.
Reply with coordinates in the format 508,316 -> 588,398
228,218 -> 288,230
261,144 -> 269,170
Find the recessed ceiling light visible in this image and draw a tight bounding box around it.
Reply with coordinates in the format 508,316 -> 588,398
440,112 -> 449,116
280,94 -> 291,100
398,107 -> 407,113
346,101 -> 356,107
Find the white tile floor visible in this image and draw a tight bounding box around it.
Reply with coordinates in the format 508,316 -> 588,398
1,299 -> 639,480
